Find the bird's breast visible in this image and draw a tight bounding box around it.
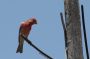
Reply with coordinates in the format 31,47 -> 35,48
21,26 -> 31,37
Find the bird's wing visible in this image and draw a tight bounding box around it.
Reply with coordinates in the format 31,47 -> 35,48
18,25 -> 23,42
16,25 -> 24,53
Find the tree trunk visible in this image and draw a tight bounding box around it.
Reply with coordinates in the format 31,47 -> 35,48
64,0 -> 84,59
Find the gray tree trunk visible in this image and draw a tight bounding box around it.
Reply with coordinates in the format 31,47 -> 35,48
64,0 -> 84,59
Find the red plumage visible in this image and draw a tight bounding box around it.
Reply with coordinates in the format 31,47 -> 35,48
16,18 -> 37,53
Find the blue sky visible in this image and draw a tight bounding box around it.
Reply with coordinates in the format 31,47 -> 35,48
0,0 -> 89,59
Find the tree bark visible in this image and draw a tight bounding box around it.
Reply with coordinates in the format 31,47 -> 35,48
64,0 -> 84,59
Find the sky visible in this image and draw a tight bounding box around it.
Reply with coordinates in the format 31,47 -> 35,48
0,0 -> 89,59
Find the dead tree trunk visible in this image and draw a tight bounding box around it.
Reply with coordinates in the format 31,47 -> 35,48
64,0 -> 84,59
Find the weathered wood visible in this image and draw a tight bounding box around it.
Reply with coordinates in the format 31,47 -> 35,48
64,0 -> 84,59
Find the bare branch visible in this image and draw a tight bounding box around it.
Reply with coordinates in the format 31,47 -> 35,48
20,33 -> 53,59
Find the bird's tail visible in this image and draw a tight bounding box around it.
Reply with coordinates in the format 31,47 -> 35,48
16,44 -> 23,53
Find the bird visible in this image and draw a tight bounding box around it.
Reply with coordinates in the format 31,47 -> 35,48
16,18 -> 37,53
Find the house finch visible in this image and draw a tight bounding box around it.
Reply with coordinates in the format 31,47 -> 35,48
16,18 -> 37,53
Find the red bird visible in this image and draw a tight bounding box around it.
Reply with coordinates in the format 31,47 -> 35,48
16,18 -> 37,53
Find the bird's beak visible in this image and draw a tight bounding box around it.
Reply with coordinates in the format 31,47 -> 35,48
35,22 -> 37,24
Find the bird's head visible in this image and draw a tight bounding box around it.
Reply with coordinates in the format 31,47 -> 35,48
31,18 -> 37,24
28,18 -> 37,25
